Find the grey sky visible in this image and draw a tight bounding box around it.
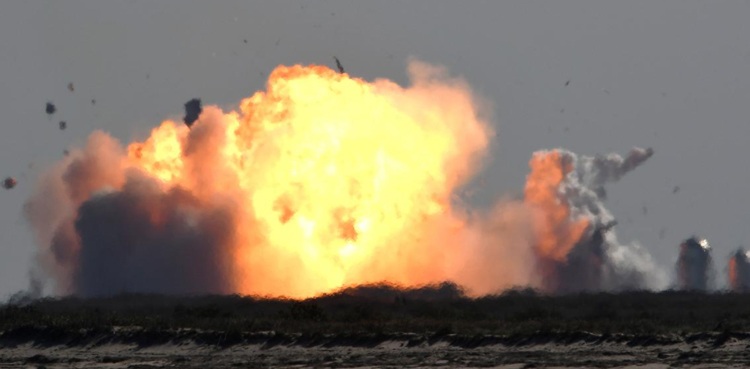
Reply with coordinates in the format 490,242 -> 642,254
2,1 -> 750,297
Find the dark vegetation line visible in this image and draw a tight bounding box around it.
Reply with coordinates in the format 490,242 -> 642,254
2,283 -> 750,346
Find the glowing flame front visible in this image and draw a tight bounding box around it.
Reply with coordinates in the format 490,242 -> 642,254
121,63 -> 489,298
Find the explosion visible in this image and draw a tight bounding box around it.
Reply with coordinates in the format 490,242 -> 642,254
26,60 -> 663,298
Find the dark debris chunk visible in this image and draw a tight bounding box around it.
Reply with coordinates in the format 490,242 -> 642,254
183,98 -> 202,128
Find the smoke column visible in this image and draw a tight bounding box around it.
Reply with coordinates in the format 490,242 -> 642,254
525,148 -> 667,293
25,61 -> 665,298
728,249 -> 750,292
676,237 -> 713,291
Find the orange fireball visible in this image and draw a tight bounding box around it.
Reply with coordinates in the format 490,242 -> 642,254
119,63 -> 489,298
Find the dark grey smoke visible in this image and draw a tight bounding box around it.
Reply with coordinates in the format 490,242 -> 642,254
548,222 -> 610,293
44,175 -> 235,296
729,249 -> 750,292
676,236 -> 713,291
183,98 -> 202,128
56,174 -> 238,297
539,147 -> 665,293
26,110 -> 243,297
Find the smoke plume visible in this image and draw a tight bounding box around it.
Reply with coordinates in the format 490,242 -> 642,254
525,147 -> 667,293
676,237 -> 713,291
25,61 -> 664,298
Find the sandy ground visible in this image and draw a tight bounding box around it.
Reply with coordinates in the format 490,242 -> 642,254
3,334 -> 750,368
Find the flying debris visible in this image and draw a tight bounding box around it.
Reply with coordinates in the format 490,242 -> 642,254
2,177 -> 17,190
334,57 -> 345,74
63,149 -> 69,156
59,121 -> 67,130
672,185 -> 680,194
91,99 -> 96,105
183,98 -> 202,128
45,102 -> 56,115
565,80 -> 570,86
676,236 -> 713,291
67,82 -> 74,92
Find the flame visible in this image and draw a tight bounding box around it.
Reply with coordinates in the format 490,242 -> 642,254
524,150 -> 589,262
111,63 -> 489,298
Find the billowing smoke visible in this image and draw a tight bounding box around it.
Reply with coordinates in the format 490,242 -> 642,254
676,237 -> 713,291
525,148 -> 667,293
25,130 -> 242,296
25,61 -> 665,298
728,249 -> 750,292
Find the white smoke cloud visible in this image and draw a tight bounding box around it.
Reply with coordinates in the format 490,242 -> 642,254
543,147 -> 668,292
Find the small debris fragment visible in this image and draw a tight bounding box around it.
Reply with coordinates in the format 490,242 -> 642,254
672,185 -> 680,194
68,82 -> 74,92
45,102 -> 56,115
243,39 -> 248,44
63,149 -> 70,156
59,121 -> 67,130
91,99 -> 96,105
565,80 -> 570,86
2,177 -> 17,190
334,56 -> 345,74
183,98 -> 202,128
